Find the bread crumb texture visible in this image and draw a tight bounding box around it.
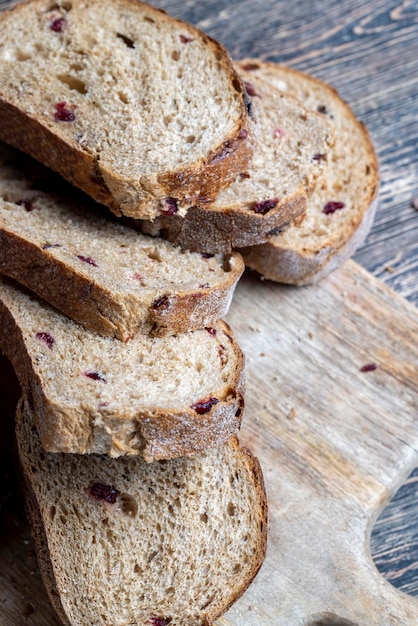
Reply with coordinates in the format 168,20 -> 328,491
17,400 -> 267,626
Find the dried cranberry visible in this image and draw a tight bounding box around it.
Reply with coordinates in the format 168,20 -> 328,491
161,197 -> 178,216
199,283 -> 210,289
209,139 -> 237,165
360,363 -> 377,372
191,397 -> 219,414
239,128 -> 248,139
54,102 -> 76,122
205,327 -> 217,337
152,295 -> 169,310
180,34 -> 194,43
132,272 -> 145,285
272,127 -> 285,139
77,255 -> 98,267
323,201 -> 345,215
317,104 -> 328,114
244,81 -> 261,98
239,172 -> 250,179
201,252 -> 214,259
50,16 -> 66,32
35,332 -> 54,349
88,483 -> 117,504
16,199 -> 34,211
83,371 -> 107,383
149,618 -> 171,626
313,153 -> 326,161
252,198 -> 279,215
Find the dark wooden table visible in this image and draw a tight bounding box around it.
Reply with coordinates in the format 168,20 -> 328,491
0,0 -> 417,615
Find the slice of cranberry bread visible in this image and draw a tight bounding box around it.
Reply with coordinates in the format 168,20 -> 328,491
139,69 -> 334,253
0,277 -> 245,460
0,0 -> 253,219
0,143 -> 244,341
16,399 -> 267,626
237,60 -> 379,284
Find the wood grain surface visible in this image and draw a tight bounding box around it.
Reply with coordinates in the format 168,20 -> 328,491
0,0 -> 417,622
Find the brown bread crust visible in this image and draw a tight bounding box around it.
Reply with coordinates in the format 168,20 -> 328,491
0,281 -> 245,460
17,400 -> 268,626
0,0 -> 253,219
138,194 -> 307,254
237,59 -> 379,284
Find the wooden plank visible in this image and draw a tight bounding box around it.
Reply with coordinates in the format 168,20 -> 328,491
1,259 -> 418,624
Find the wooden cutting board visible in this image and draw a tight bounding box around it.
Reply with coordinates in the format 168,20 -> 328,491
1,259 -> 417,625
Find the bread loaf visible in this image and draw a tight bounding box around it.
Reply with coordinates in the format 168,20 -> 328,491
16,398 -> 268,626
0,0 -> 253,219
0,277 -> 245,460
237,60 -> 379,284
0,143 -> 244,340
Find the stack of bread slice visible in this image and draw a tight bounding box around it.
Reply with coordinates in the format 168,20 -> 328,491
0,0 -> 378,623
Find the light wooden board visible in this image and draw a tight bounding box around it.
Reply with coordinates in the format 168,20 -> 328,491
1,260 -> 417,625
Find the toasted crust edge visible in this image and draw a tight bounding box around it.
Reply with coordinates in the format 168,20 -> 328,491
237,59 -> 380,284
0,296 -> 245,460
16,401 -> 268,626
0,0 -> 253,219
0,225 -> 245,340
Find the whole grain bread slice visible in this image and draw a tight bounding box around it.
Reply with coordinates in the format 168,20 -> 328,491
138,68 -> 334,253
0,143 -> 244,341
16,398 -> 267,626
0,0 -> 253,219
0,277 -> 245,460
237,60 -> 379,284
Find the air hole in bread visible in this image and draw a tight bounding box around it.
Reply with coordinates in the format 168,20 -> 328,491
59,514 -> 67,524
133,563 -> 143,574
119,493 -> 138,517
143,247 -> 162,262
171,50 -> 180,61
49,505 -> 56,520
227,502 -> 236,517
186,135 -> 195,144
200,512 -> 208,523
117,91 -> 129,104
147,549 -> 159,562
143,16 -> 155,23
15,49 -> 32,62
116,32 -> 135,49
57,73 -> 87,94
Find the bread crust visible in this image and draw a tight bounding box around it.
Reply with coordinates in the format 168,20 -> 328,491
138,193 -> 307,254
135,66 -> 334,254
0,0 -> 253,219
0,286 -> 245,460
237,60 -> 379,284
0,204 -> 245,340
16,399 -> 268,626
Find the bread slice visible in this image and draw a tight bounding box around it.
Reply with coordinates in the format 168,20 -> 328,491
0,277 -> 245,460
0,143 -> 244,341
0,0 -> 253,220
16,398 -> 267,626
237,60 -> 379,284
139,68 -> 334,253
